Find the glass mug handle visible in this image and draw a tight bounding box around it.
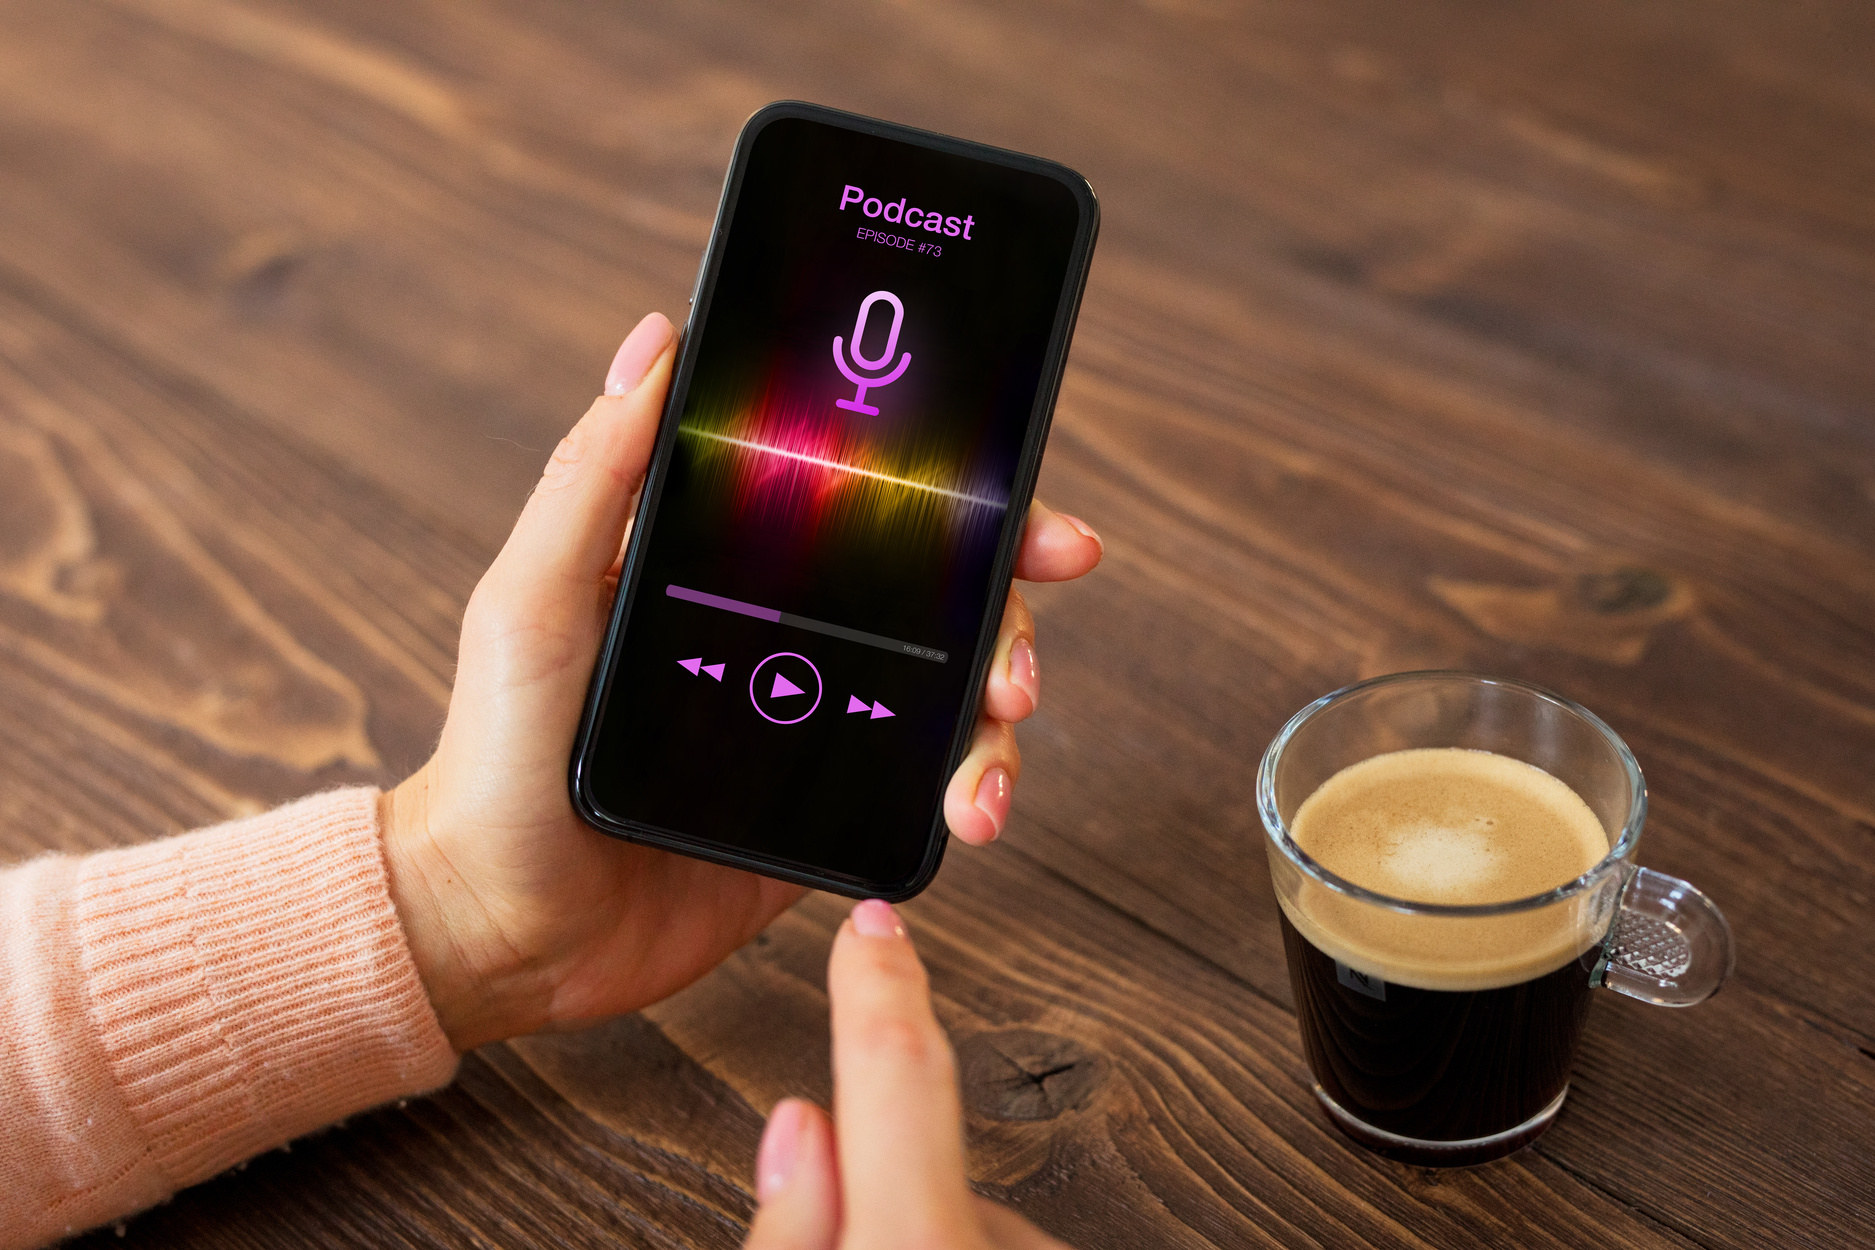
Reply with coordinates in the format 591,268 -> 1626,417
1591,866 -> 1735,1006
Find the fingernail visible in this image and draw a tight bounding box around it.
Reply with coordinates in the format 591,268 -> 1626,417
604,313 -> 673,395
755,1099 -> 805,1204
1008,638 -> 1040,713
1059,512 -> 1103,553
851,898 -> 906,939
974,767 -> 1011,839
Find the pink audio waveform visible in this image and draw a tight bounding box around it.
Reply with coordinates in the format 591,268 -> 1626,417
678,381 -> 1006,553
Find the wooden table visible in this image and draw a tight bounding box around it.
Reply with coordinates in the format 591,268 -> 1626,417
3,2 -> 1870,1245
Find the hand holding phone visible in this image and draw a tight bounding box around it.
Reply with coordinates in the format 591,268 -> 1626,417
573,103 -> 1101,898
379,315 -> 1101,1051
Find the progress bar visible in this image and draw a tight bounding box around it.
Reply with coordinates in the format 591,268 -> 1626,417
665,584 -> 949,663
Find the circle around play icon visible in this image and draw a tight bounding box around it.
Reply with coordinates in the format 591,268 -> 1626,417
749,651 -> 823,725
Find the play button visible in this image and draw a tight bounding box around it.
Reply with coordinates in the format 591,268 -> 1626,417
749,652 -> 822,725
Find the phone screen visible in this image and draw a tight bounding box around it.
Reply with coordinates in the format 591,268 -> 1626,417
577,108 -> 1094,895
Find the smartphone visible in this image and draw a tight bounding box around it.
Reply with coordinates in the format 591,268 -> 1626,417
569,101 -> 1099,900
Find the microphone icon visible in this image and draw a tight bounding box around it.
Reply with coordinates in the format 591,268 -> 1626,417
832,290 -> 912,415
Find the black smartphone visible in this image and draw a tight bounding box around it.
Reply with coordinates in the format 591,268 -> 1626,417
569,101 -> 1098,900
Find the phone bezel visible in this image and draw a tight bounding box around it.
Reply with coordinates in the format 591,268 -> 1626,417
568,100 -> 1100,900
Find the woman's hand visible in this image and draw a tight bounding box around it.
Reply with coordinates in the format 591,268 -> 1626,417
382,313 -> 1104,1051
747,901 -> 1070,1249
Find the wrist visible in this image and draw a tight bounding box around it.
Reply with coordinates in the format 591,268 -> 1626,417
380,764 -> 544,1051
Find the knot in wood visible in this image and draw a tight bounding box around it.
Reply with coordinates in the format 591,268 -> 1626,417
957,1030 -> 1105,1123
1576,568 -> 1672,614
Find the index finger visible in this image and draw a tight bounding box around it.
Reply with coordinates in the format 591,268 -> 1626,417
827,901 -> 978,1242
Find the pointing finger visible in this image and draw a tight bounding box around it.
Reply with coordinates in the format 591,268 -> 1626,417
829,902 -> 978,1242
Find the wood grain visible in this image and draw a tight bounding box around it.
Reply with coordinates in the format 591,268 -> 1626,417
2,1 -> 1870,1246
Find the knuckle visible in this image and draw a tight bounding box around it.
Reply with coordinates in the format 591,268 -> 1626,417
981,716 -> 1016,753
538,428 -> 586,491
850,1013 -> 953,1076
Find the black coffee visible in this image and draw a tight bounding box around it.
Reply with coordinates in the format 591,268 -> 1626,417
1280,910 -> 1596,1147
1279,747 -> 1611,1157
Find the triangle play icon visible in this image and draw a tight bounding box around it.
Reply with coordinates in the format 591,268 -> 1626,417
770,672 -> 805,698
870,701 -> 895,719
847,695 -> 870,714
678,657 -> 702,675
702,663 -> 725,681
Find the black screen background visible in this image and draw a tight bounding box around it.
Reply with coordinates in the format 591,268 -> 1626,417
586,114 -> 1084,890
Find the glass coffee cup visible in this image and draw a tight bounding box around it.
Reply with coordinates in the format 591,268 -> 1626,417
1259,671 -> 1733,1166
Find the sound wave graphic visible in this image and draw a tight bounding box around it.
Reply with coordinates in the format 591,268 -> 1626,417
686,429 -> 1005,509
678,385 -> 1008,553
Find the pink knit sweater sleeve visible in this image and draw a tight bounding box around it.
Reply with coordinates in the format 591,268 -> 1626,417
0,788 -> 460,1248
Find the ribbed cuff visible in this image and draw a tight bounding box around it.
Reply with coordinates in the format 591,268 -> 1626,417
74,788 -> 459,1191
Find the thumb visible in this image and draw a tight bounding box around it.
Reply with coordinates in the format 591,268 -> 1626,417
486,312 -> 675,606
745,1098 -> 841,1250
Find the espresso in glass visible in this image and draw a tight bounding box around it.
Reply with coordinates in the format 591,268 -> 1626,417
1279,748 -> 1607,1149
1259,672 -> 1734,1167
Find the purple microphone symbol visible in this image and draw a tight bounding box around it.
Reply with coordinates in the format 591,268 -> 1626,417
833,290 -> 912,415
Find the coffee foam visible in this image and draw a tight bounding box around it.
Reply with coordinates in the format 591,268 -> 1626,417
1280,748 -> 1613,992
